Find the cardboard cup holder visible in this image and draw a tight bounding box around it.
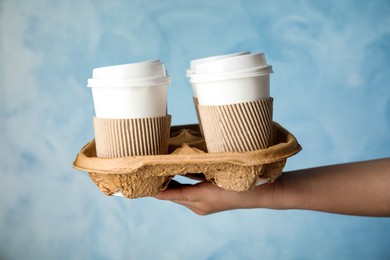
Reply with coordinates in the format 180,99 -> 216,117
73,121 -> 302,199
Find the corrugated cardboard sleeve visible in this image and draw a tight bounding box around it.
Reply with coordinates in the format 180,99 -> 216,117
198,98 -> 273,153
73,122 -> 302,199
93,115 -> 171,158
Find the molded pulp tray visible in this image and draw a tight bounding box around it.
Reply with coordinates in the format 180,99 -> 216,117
73,122 -> 301,198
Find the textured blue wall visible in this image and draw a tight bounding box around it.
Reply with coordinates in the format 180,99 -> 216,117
1,0 -> 389,259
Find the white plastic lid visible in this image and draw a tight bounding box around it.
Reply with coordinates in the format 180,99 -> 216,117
187,51 -> 250,77
87,76 -> 171,88
189,65 -> 273,83
193,52 -> 268,75
92,60 -> 166,79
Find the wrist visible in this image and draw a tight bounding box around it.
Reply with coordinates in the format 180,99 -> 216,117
258,171 -> 305,211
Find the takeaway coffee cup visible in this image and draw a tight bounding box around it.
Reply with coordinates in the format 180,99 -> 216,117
188,52 -> 274,152
87,60 -> 169,119
87,60 -> 172,160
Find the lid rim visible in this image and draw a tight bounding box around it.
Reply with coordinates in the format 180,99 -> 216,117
189,67 -> 273,83
87,76 -> 171,88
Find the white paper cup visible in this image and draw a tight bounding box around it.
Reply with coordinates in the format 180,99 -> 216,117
88,61 -> 170,119
88,78 -> 169,119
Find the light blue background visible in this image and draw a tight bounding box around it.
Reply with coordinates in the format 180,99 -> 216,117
1,0 -> 390,259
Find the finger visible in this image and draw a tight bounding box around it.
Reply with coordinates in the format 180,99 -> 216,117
155,180 -> 217,201
155,181 -> 219,203
155,181 -> 196,201
166,198 -> 211,216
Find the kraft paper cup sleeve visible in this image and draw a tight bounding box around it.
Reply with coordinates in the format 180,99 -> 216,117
93,115 -> 171,158
73,122 -> 302,199
198,98 -> 273,153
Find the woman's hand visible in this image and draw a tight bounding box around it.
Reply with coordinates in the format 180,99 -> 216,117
155,176 -> 280,215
